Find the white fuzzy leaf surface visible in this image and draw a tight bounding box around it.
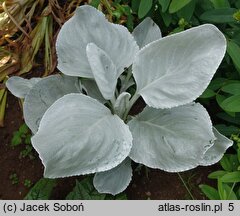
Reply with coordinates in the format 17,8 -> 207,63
128,103 -> 216,172
133,24 -> 226,108
31,93 -> 133,178
6,76 -> 41,98
132,17 -> 162,48
23,75 -> 79,134
93,158 -> 132,195
56,5 -> 139,78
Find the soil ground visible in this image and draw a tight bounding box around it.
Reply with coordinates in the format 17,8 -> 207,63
0,94 -> 218,200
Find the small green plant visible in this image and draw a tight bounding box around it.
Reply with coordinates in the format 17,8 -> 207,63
11,124 -> 29,146
24,178 -> 57,200
200,133 -> 240,200
24,179 -> 33,188
24,177 -> 127,200
9,173 -> 19,185
11,123 -> 35,159
20,145 -> 34,160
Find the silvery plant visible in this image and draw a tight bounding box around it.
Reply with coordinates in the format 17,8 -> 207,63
7,5 -> 233,195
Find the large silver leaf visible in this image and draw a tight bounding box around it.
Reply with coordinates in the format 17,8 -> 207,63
133,24 -> 226,109
128,103 -> 216,172
86,43 -> 117,100
56,5 -> 139,78
23,75 -> 79,134
31,93 -> 133,178
199,127 -> 233,166
93,158 -> 132,195
132,17 -> 162,48
6,76 -> 41,98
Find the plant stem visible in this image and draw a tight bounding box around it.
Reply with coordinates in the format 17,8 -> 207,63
177,173 -> 195,200
110,97 -> 116,106
227,182 -> 236,199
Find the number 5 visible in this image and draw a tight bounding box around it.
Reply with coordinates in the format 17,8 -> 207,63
228,203 -> 234,211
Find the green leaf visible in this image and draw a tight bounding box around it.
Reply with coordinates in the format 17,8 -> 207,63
216,94 -> 226,108
221,171 -> 240,182
120,5 -> 132,16
217,112 -> 240,126
106,193 -> 128,200
90,0 -> 101,8
160,10 -> 172,26
232,36 -> 240,47
199,184 -> 220,199
217,95 -> 235,116
25,134 -> 31,145
236,0 -> 240,8
218,179 -> 224,199
131,0 -> 140,13
170,26 -> 185,34
238,149 -> 240,163
220,155 -> 234,171
227,40 -> 240,72
209,0 -> 230,9
199,89 -> 216,99
221,83 -> 240,95
218,180 -> 238,200
200,8 -> 238,23
220,154 -> 239,173
237,187 -> 240,199
221,95 -> 240,112
208,170 -> 228,179
19,124 -> 29,134
158,0 -> 171,12
177,0 -> 196,21
138,0 -> 153,18
214,124 -> 240,136
208,78 -> 228,91
11,132 -> 22,146
169,0 -> 192,13
24,178 -> 56,200
198,0 -> 215,11
229,155 -> 240,171
126,13 -> 134,31
66,178 -> 106,200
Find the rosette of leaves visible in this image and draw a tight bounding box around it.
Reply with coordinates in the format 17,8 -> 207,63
6,5 -> 233,195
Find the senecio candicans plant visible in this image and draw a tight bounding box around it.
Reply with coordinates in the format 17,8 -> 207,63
7,5 -> 233,195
